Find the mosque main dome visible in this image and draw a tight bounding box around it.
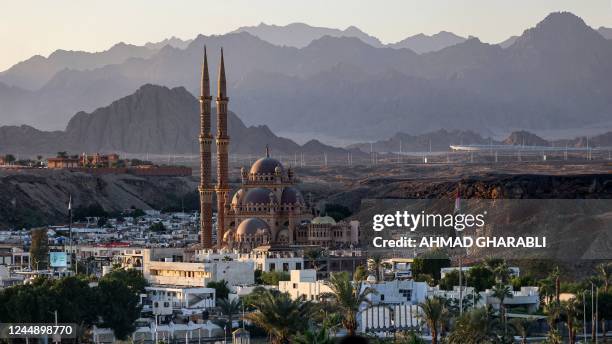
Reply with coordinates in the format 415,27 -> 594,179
249,157 -> 283,175
236,218 -> 270,236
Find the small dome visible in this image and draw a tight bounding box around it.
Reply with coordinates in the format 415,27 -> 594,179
244,188 -> 275,204
250,157 -> 283,175
236,218 -> 270,236
231,189 -> 245,206
276,229 -> 289,241
366,275 -> 377,283
223,229 -> 234,241
311,216 -> 336,225
281,187 -> 303,205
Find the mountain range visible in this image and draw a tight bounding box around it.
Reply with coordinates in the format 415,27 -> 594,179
349,129 -> 612,153
1,12 -> 612,143
0,84 -> 356,156
388,31 -> 467,53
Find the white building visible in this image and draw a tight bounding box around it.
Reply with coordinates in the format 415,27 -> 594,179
429,285 -> 540,313
383,258 -> 414,280
196,246 -> 305,273
142,249 -> 254,287
143,286 -> 216,316
440,266 -> 520,279
362,279 -> 428,305
278,269 -> 331,301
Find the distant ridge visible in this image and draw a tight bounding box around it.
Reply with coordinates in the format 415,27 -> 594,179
0,84 -> 357,156
598,27 -> 612,40
231,22 -> 383,48
349,129 -> 612,153
389,31 -> 466,53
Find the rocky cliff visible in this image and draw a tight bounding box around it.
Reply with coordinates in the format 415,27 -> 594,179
0,169 -> 198,229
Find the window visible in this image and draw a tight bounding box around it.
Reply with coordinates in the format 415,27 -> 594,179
296,263 -> 302,270
399,289 -> 412,301
270,263 -> 276,271
293,283 -> 297,289
380,294 -> 385,301
283,263 -> 289,271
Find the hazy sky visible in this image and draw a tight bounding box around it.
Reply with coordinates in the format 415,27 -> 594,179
1,0 -> 612,71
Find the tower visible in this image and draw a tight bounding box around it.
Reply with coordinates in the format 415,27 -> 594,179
199,47 -> 214,248
215,48 -> 230,247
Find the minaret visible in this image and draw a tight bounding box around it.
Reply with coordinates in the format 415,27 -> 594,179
199,46 -> 214,248
215,48 -> 230,247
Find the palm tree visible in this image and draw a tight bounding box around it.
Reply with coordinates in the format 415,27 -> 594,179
292,327 -> 334,344
323,272 -> 375,336
493,262 -> 511,285
244,290 -> 316,344
420,297 -> 446,344
305,248 -> 324,273
597,262 -> 611,293
217,297 -> 241,337
561,299 -> 579,344
544,302 -> 562,344
549,266 -> 561,304
538,276 -> 556,305
368,255 -> 384,281
491,284 -> 513,331
447,306 -> 502,344
509,317 -> 534,344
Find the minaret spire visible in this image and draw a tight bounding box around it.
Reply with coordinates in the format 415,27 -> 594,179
201,46 -> 210,98
198,45 -> 214,248
218,48 -> 227,99
215,48 -> 230,248
265,145 -> 270,158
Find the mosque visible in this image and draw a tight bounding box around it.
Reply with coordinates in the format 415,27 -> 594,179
198,48 -> 359,251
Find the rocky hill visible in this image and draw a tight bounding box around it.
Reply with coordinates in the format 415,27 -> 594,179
0,169 -> 197,229
0,84 -> 356,156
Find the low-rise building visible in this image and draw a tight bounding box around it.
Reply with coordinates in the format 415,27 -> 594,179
362,278 -> 429,306
278,269 -> 331,301
142,249 -> 254,287
142,286 -> 216,316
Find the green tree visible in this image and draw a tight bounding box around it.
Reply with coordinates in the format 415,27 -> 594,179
439,270 -> 465,291
96,278 -> 141,340
260,271 -> 290,286
549,266 -> 561,304
368,255 -> 386,282
323,203 -> 352,221
466,264 -> 496,292
395,331 -> 427,344
509,317 -> 534,344
148,221 -> 166,232
4,154 -> 16,164
217,298 -> 241,337
544,302 -> 562,344
420,297 -> 446,344
207,279 -> 230,300
412,250 -> 451,281
304,248 -> 325,272
447,306 -> 501,344
597,262 -> 611,293
353,265 -> 368,282
103,268 -> 147,293
243,290 -> 316,344
561,299 -> 579,344
293,327 -> 334,344
29,228 -> 49,270
491,284 -> 513,333
323,272 -> 375,336
492,262 -> 511,285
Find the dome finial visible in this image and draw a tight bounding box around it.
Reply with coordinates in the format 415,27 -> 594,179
265,145 -> 270,158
